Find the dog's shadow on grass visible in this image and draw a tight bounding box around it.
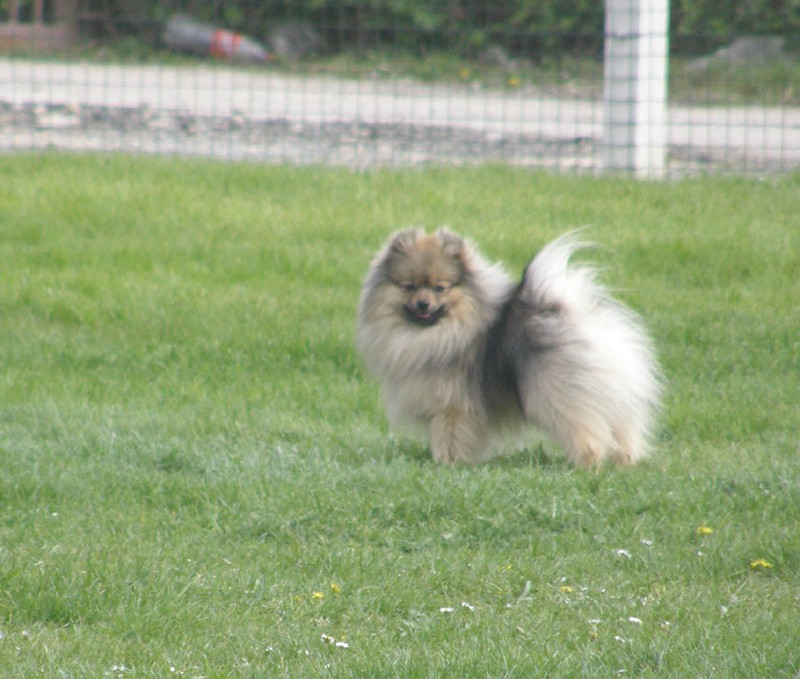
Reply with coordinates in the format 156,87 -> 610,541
489,443 -> 564,470
387,439 -> 565,470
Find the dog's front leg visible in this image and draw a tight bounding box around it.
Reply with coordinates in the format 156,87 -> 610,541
429,409 -> 486,464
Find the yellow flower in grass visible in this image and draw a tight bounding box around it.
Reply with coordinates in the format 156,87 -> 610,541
330,583 -> 342,594
560,585 -> 574,593
749,559 -> 773,571
312,591 -> 325,600
696,526 -> 714,536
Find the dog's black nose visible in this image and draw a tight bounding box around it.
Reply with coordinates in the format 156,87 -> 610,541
415,299 -> 430,312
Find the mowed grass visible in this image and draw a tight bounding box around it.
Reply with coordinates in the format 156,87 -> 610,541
1,154 -> 798,677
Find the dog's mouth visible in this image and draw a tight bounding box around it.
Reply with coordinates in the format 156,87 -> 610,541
405,305 -> 446,326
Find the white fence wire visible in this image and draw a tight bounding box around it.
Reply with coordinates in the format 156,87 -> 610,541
1,3 -> 798,177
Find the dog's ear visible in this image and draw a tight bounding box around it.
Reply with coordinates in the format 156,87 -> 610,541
436,229 -> 467,262
388,228 -> 423,256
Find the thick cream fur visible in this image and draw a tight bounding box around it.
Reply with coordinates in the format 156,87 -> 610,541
356,229 -> 661,466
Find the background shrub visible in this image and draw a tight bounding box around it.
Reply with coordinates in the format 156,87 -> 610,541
82,0 -> 800,57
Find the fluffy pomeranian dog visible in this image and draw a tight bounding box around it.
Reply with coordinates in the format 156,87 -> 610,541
356,228 -> 661,467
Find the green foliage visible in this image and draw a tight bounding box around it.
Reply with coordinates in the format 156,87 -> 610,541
104,0 -> 799,56
0,154 -> 799,676
671,55 -> 800,104
671,0 -> 800,41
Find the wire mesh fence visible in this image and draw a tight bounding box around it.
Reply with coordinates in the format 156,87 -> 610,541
1,1 -> 798,176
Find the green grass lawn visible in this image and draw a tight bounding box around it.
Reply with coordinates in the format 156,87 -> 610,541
1,154 -> 798,677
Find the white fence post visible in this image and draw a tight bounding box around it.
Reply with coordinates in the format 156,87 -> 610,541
603,0 -> 669,178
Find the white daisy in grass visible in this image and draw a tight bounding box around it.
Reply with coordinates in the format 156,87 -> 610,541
321,633 -> 350,649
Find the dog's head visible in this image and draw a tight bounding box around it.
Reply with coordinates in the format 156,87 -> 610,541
380,228 -> 468,327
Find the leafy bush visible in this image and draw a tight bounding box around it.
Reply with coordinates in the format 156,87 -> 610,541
105,0 -> 798,56
671,0 -> 800,52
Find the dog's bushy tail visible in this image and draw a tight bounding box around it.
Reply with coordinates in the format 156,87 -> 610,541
511,234 -> 661,466
521,233 -> 599,316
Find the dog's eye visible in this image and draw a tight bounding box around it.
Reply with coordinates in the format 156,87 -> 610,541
433,284 -> 449,293
402,283 -> 416,291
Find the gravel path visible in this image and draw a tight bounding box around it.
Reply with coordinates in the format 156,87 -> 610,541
2,59 -> 799,174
